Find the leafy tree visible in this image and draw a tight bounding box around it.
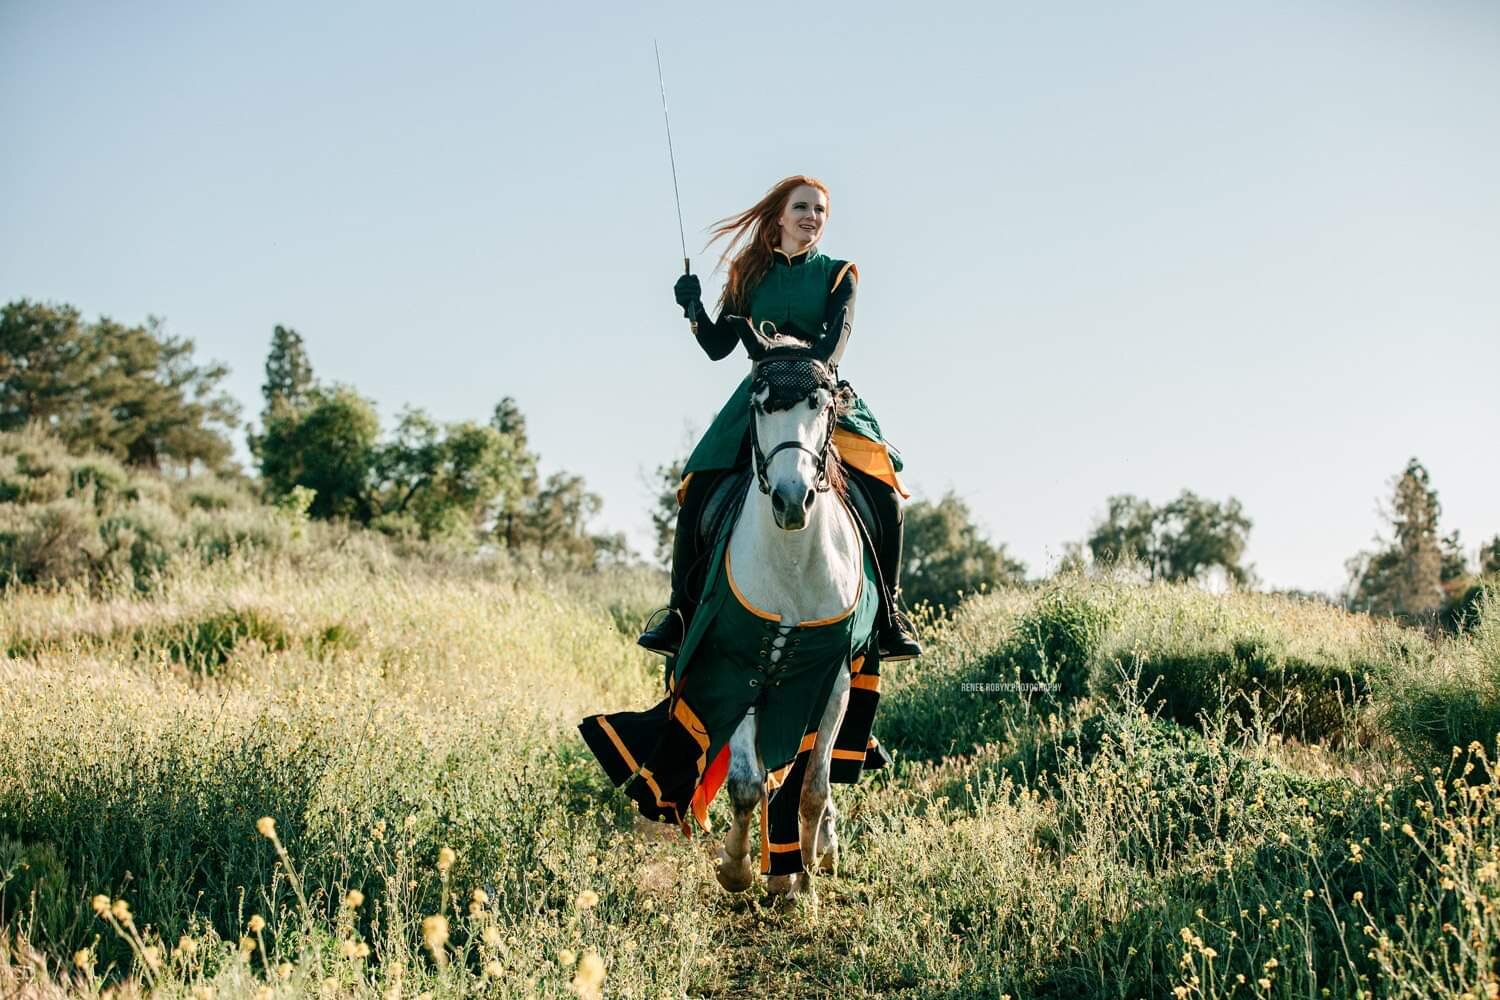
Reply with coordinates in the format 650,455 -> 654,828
1087,490 -> 1253,586
490,397 -> 538,550
490,397 -> 529,453
1482,536 -> 1500,577
648,454 -> 687,570
261,325 -> 314,417
256,385 -> 380,521
81,317 -> 241,471
514,471 -> 604,564
903,491 -> 1026,611
0,300 -> 91,432
1084,495 -> 1157,573
374,408 -> 526,541
1346,458 -> 1446,620
1,300 -> 239,472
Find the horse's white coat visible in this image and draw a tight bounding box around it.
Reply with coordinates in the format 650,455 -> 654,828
714,380 -> 861,900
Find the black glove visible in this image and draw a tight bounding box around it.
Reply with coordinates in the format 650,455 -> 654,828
673,273 -> 702,316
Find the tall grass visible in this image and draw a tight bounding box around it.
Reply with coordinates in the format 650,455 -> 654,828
2,542 -> 1499,995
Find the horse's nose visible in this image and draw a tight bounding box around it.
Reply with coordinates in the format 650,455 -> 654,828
771,482 -> 812,529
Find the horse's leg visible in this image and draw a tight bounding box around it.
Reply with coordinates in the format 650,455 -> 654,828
715,708 -> 763,893
816,799 -> 839,875
788,665 -> 852,900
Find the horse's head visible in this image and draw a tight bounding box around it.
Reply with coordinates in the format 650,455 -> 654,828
739,321 -> 846,531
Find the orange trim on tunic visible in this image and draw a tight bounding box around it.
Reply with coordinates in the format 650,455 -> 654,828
833,428 -> 909,500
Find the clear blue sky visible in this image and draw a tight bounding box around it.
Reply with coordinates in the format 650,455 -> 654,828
4,1 -> 1496,593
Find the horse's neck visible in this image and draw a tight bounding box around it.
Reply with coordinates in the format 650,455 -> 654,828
727,487 -> 862,625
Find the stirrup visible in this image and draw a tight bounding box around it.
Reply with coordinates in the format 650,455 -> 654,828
637,606 -> 686,657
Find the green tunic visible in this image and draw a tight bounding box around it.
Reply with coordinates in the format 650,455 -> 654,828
682,245 -> 903,476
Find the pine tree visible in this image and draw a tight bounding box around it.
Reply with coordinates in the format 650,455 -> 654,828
261,325 -> 314,418
1347,458 -> 1446,620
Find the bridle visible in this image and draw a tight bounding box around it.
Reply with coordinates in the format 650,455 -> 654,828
747,357 -> 839,496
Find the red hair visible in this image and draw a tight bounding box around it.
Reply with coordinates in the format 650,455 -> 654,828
707,176 -> 830,312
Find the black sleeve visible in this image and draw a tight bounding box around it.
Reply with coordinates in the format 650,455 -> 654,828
689,300 -> 743,362
810,266 -> 856,366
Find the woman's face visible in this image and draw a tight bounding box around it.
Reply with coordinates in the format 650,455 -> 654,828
776,184 -> 828,250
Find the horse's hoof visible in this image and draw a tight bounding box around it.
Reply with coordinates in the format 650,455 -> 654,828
765,873 -> 798,897
715,849 -> 755,893
816,845 -> 838,875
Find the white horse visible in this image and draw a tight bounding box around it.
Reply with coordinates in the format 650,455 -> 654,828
712,337 -> 866,902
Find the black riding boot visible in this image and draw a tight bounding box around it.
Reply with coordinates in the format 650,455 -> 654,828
848,467 -> 923,661
638,471 -> 719,656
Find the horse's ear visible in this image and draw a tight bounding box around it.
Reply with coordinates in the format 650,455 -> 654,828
736,318 -> 776,360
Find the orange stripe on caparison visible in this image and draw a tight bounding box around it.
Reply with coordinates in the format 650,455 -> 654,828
672,698 -> 710,751
851,673 -> 881,692
639,768 -> 675,810
596,718 -> 640,774
759,794 -> 771,874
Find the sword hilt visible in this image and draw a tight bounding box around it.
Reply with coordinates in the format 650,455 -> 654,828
683,257 -> 697,335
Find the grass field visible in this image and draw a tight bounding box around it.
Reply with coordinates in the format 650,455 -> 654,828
3,493 -> 1499,996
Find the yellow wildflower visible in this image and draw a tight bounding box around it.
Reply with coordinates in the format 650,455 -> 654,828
483,926 -> 503,948
345,889 -> 365,909
421,914 -> 449,965
437,847 -> 456,872
248,914 -> 266,933
558,948 -> 577,967
91,895 -> 110,916
572,950 -> 605,999
73,949 -> 93,971
576,888 -> 600,910
256,816 -> 277,839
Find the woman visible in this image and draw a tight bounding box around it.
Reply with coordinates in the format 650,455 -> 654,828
638,175 -> 922,661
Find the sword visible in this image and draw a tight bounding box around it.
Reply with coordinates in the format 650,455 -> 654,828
654,40 -> 697,335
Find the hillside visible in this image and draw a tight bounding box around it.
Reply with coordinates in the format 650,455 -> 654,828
2,431 -> 1498,998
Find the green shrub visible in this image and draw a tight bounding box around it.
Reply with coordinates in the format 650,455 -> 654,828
1011,584 -> 1111,700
